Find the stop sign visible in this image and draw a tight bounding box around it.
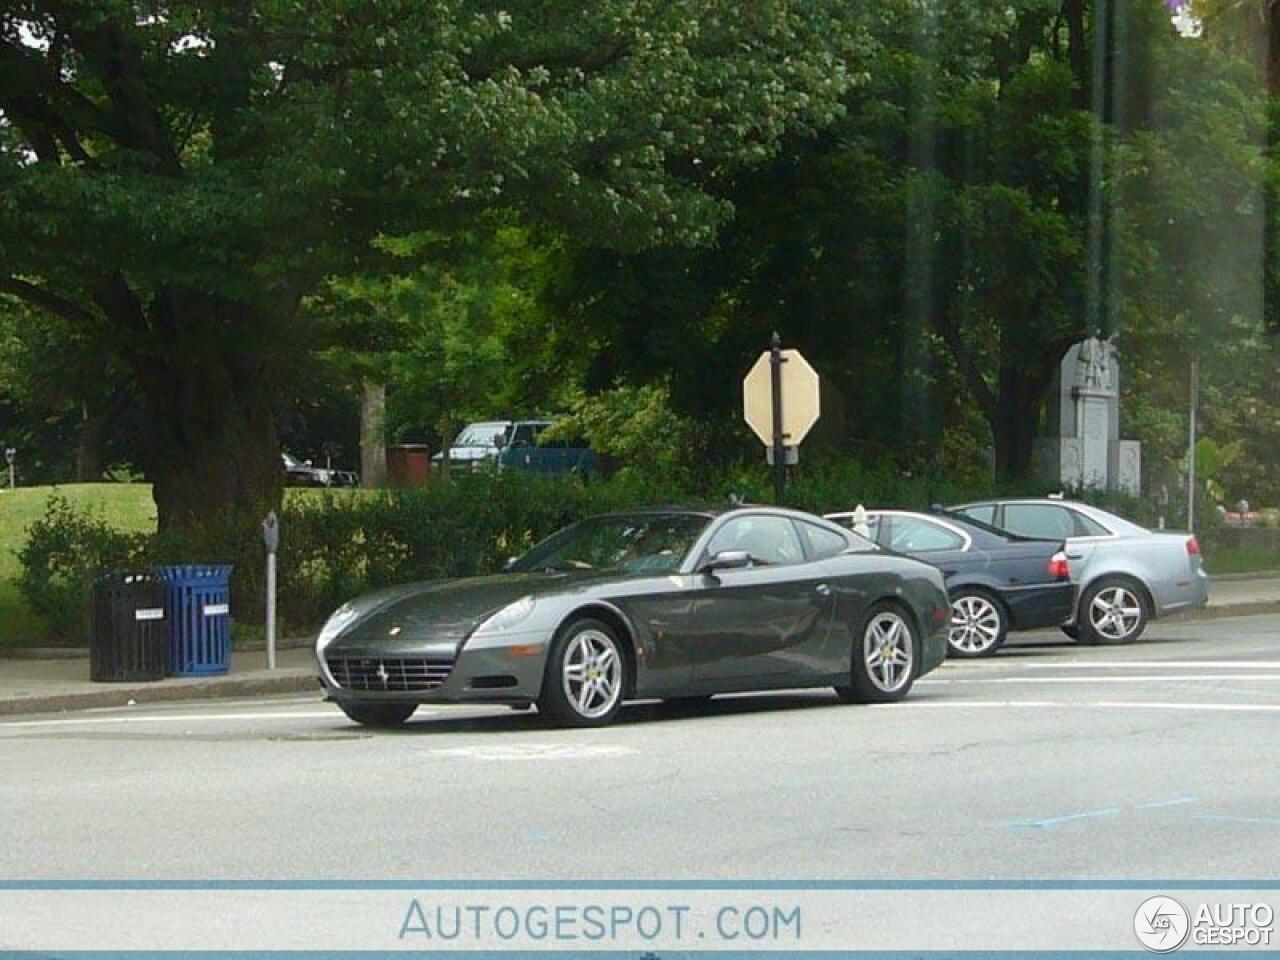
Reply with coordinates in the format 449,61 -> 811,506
742,348 -> 821,446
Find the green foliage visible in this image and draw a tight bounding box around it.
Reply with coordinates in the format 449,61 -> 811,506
16,495 -> 144,641
547,380 -> 699,487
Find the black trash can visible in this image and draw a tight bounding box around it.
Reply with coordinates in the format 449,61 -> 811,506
90,572 -> 168,682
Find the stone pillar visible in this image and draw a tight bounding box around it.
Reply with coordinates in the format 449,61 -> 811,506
1075,389 -> 1111,489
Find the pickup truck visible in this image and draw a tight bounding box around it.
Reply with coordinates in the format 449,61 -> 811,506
433,420 -> 597,478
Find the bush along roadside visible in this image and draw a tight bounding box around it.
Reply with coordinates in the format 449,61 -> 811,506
13,473 -> 688,645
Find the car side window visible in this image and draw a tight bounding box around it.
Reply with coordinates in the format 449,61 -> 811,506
1072,511 -> 1111,536
706,516 -> 805,567
957,504 -> 996,524
509,423 -> 538,447
798,521 -> 851,560
887,516 -> 965,552
1003,504 -> 1075,539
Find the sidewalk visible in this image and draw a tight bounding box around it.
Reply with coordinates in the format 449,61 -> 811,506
0,646 -> 318,716
2,575 -> 1278,718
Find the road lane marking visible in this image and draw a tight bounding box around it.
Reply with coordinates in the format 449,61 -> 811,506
428,743 -> 636,761
880,699 -> 1280,713
1021,660 -> 1280,669
1010,807 -> 1120,829
1135,797 -> 1198,810
920,674 -> 1280,685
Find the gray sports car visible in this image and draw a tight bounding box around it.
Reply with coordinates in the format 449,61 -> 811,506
315,505 -> 951,727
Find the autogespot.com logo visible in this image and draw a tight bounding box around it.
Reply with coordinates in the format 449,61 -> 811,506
1134,896 -> 1191,953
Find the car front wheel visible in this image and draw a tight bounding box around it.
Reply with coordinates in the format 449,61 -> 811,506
947,590 -> 1006,658
539,618 -> 628,727
1078,578 -> 1148,645
836,601 -> 918,704
337,700 -> 417,728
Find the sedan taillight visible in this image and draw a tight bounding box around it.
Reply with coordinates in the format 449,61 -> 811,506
1186,535 -> 1202,556
1048,551 -> 1071,580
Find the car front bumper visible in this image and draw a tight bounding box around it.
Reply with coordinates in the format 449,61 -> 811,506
317,630 -> 551,705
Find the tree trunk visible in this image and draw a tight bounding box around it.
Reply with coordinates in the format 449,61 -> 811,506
129,298 -> 286,533
991,364 -> 1045,483
75,403 -> 103,482
360,381 -> 387,488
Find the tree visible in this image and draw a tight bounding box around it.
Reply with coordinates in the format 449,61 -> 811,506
0,0 -> 860,529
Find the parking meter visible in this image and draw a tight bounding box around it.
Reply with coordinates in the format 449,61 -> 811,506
262,511 -> 279,668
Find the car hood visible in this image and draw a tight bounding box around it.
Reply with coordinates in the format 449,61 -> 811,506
326,571 -> 622,651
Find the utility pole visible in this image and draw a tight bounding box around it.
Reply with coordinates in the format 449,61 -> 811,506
1187,358 -> 1198,533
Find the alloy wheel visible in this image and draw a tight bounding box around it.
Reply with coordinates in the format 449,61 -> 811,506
560,628 -> 623,719
949,595 -> 1002,654
863,611 -> 914,694
1089,586 -> 1143,641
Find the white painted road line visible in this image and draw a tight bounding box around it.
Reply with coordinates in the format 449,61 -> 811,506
887,699 -> 1280,713
1020,660 -> 1280,669
920,674 -> 1280,685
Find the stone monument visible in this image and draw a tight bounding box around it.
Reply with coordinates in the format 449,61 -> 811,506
1033,333 -> 1141,495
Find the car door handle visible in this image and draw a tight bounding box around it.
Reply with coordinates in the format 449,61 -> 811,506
815,583 -> 832,596
1066,552 -> 1084,560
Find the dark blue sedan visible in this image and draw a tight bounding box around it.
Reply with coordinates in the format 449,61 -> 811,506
826,508 -> 1074,658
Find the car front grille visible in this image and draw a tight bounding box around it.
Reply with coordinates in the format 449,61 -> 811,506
326,656 -> 454,692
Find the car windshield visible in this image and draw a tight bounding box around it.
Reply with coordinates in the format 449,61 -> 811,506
510,513 -> 711,575
453,423 -> 507,447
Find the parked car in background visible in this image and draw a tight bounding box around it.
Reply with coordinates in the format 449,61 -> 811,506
826,508 -> 1073,657
282,452 -> 358,488
434,419 -> 596,478
946,497 -> 1209,645
315,505 -> 951,728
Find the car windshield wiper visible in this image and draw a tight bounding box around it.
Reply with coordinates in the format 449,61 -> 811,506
541,561 -> 594,572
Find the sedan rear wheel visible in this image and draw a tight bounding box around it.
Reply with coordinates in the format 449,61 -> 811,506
1078,578 -> 1148,645
337,700 -> 417,728
947,591 -> 1006,658
539,618 -> 627,727
836,601 -> 918,704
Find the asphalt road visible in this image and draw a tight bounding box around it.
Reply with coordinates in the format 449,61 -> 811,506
3,613 -> 1278,881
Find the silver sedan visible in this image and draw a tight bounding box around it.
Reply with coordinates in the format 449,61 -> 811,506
946,498 -> 1209,644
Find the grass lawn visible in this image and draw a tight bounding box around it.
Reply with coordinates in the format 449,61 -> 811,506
0,483 -> 362,646
0,484 -> 157,647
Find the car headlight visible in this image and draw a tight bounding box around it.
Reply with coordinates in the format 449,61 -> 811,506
483,595 -> 536,631
315,601 -> 359,655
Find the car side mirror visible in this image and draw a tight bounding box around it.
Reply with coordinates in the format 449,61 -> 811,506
304,459 -> 313,467
702,549 -> 752,574
503,556 -> 518,571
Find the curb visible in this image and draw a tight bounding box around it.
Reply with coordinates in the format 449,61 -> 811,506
1209,570 -> 1280,583
1175,601 -> 1280,622
0,670 -> 318,717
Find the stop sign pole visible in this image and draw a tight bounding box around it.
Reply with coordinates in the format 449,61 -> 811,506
743,334 -> 820,505
769,332 -> 787,504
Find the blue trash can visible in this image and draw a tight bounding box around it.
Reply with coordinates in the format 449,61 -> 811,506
159,564 -> 233,676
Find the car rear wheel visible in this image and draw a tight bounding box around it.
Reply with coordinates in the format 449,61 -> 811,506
1078,578 -> 1148,645
836,601 -> 918,704
337,700 -> 417,728
539,617 -> 627,727
947,590 -> 1006,658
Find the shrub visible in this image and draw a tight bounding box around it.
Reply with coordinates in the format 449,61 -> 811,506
16,494 -> 145,642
